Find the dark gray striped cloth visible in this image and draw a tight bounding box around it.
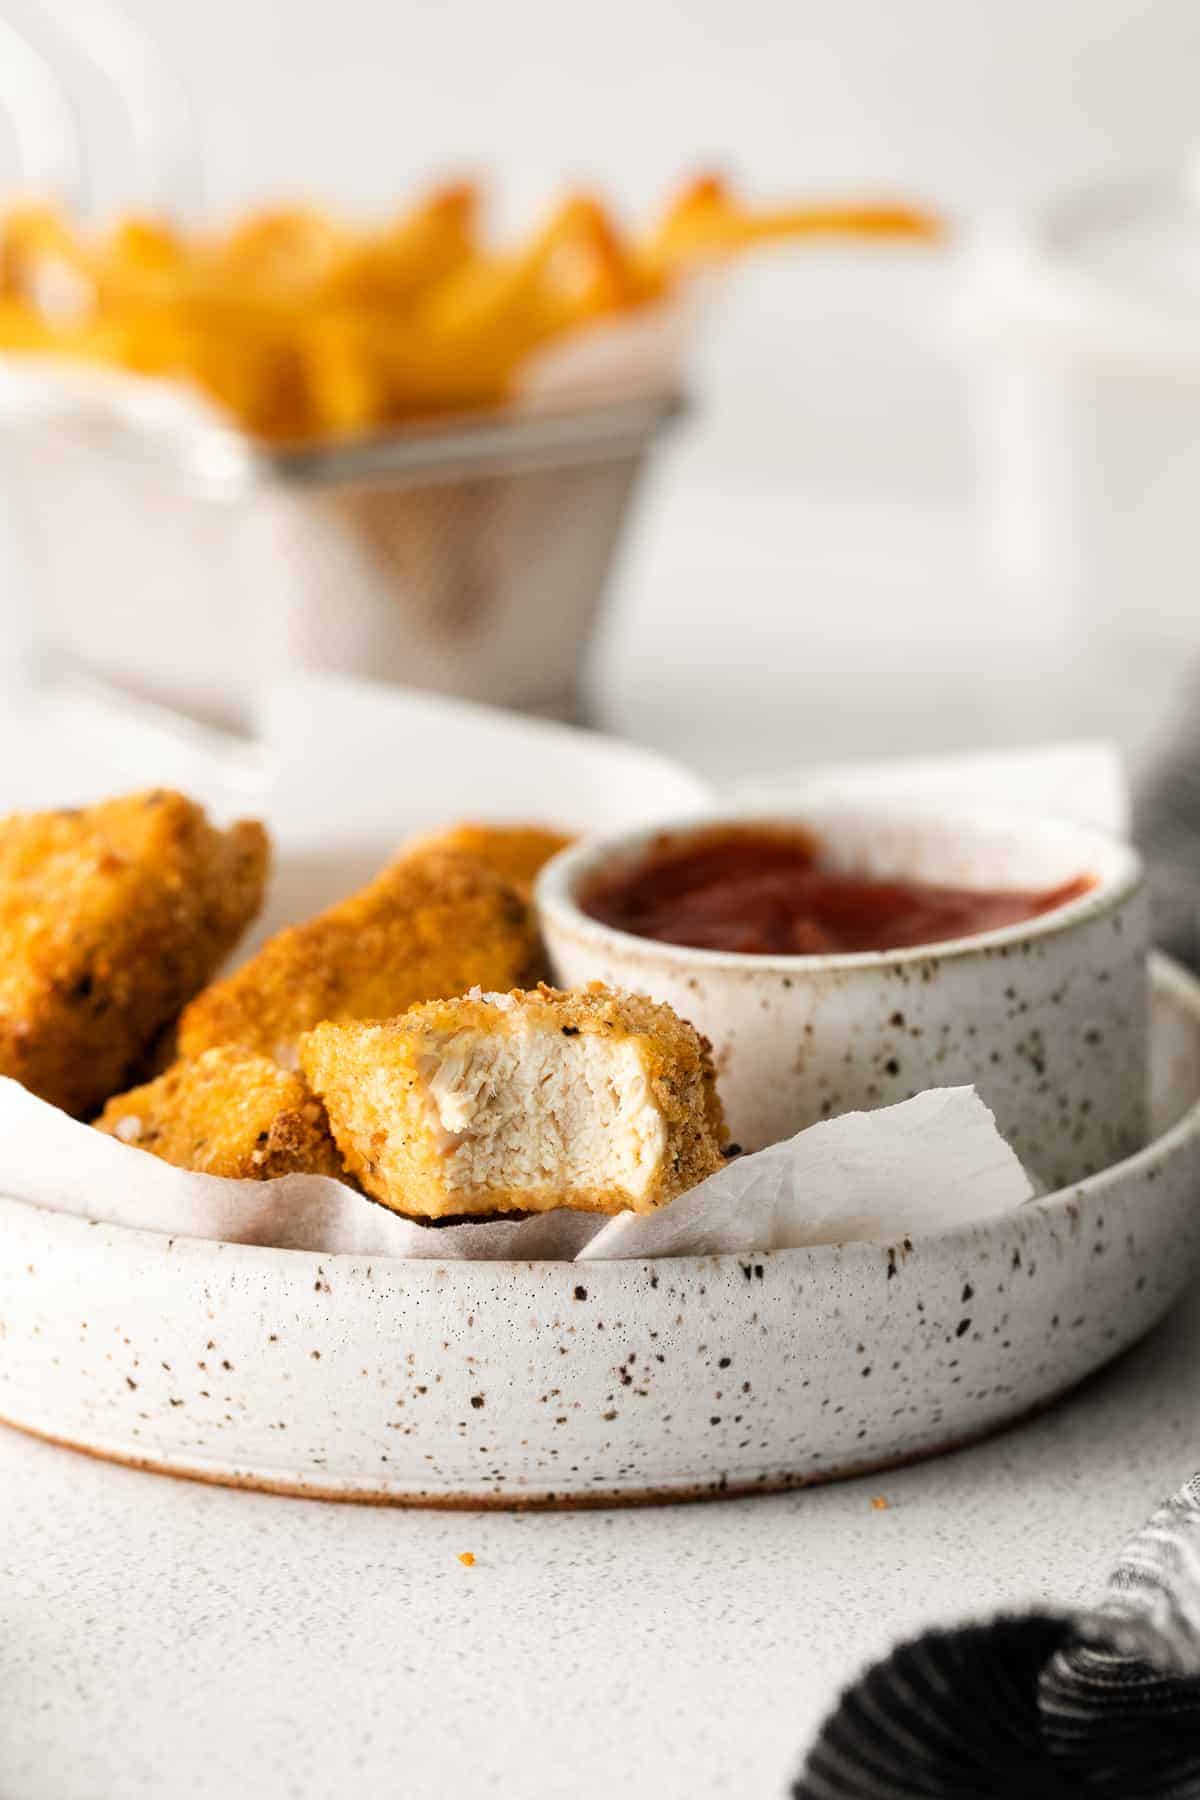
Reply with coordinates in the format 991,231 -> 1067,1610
796,1473 -> 1200,1798
1135,719 -> 1200,971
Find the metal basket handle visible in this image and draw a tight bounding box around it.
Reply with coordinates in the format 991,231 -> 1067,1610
17,0 -> 202,218
0,13 -> 81,204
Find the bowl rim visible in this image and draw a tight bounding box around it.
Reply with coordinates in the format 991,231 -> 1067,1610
0,953 -> 1191,1278
535,799 -> 1145,973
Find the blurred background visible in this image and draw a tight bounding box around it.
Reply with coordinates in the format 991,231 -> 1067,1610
3,0 -> 1200,784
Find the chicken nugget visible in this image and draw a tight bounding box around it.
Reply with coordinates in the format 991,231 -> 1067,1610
0,790 -> 269,1116
412,822 -> 573,896
95,1045 -> 344,1180
300,981 -> 728,1220
178,847 -> 543,1068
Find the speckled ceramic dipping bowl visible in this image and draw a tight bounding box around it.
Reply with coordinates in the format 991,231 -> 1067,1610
537,804 -> 1148,1188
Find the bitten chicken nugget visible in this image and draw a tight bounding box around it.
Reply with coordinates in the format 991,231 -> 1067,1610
0,790 -> 269,1116
178,847 -> 543,1068
413,823 -> 573,896
300,982 -> 728,1220
95,1046 -> 344,1180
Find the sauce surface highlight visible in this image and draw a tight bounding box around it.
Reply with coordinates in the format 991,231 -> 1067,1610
580,828 -> 1094,956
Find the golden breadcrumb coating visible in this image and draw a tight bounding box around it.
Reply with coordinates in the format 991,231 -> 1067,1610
412,823 -> 574,896
95,1046 -> 344,1180
0,790 -> 269,1116
300,981 -> 728,1220
178,846 -> 543,1067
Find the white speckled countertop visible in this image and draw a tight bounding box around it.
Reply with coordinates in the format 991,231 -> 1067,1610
2,1282 -> 1197,1798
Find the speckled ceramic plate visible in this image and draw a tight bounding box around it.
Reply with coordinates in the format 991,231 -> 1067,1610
1,955 -> 1197,1509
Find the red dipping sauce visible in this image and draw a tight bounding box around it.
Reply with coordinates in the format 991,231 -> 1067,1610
580,827 -> 1095,956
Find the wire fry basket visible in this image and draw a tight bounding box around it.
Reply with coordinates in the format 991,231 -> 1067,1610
2,380 -> 684,728
0,5 -> 687,729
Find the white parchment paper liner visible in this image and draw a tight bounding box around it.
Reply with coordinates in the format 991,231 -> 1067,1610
0,687 -> 1116,1262
0,1078 -> 1032,1261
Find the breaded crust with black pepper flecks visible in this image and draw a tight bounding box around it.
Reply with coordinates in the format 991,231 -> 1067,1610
95,1045 -> 345,1181
0,790 -> 269,1117
178,846 -> 545,1069
299,981 -> 728,1220
409,822 -> 574,896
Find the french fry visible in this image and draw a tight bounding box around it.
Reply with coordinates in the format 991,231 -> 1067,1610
0,297 -> 57,350
94,217 -> 188,305
0,204 -> 91,303
649,171 -> 942,268
0,173 -> 942,443
322,183 -> 479,310
215,205 -> 350,296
